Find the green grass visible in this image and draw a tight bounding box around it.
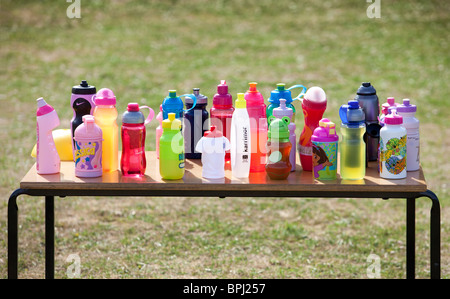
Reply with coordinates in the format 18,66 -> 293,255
0,0 -> 449,278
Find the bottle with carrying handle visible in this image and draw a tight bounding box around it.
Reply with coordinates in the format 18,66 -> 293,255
73,115 -> 102,178
396,99 -> 419,171
311,118 -> 339,180
195,125 -> 231,179
379,110 -> 407,179
120,103 -> 154,177
36,97 -> 60,175
265,116 -> 292,180
70,80 -> 96,161
266,83 -> 306,122
184,88 -> 209,159
92,88 -> 119,172
230,93 -> 251,178
210,80 -> 234,161
298,86 -> 327,171
244,82 -> 267,172
272,98 -> 296,171
339,100 -> 366,180
159,113 -> 185,180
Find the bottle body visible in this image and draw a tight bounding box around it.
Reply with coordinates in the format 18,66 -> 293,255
299,105 -> 325,171
184,102 -> 209,159
159,130 -> 185,180
246,103 -> 267,172
288,123 -> 296,171
379,124 -> 407,179
156,109 -> 163,159
339,124 -> 366,180
94,105 -> 119,172
265,141 -> 292,180
397,111 -> 420,171
210,105 -> 234,160
311,141 -> 338,180
37,102 -> 61,175
74,116 -> 102,178
121,123 -> 146,176
231,108 -> 251,178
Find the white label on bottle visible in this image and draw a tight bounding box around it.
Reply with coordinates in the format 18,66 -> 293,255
406,134 -> 420,170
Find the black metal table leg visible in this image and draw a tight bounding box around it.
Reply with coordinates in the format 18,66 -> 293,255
8,189 -> 28,279
406,197 -> 415,279
45,196 -> 55,279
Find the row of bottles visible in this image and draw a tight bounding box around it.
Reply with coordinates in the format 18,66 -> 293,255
36,80 -> 420,182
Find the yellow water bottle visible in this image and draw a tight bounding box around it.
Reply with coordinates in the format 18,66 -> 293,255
93,88 -> 119,172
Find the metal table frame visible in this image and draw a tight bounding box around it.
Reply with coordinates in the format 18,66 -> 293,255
8,187 -> 440,279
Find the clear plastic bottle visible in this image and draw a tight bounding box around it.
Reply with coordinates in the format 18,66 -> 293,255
339,100 -> 366,180
231,93 -> 251,178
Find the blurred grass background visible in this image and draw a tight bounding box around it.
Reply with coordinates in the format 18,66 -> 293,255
0,0 -> 448,278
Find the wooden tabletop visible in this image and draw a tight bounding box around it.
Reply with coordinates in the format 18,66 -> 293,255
19,151 -> 428,195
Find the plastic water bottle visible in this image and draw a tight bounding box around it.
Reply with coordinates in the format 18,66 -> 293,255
265,117 -> 292,180
244,82 -> 267,172
354,82 -> 380,162
272,99 -> 296,171
230,93 -> 251,178
339,100 -> 366,180
36,97 -> 60,174
311,118 -> 339,180
298,86 -> 327,171
379,110 -> 407,179
379,97 -> 398,126
210,80 -> 234,161
156,105 -> 163,159
73,115 -> 102,178
120,103 -> 154,177
266,83 -> 306,122
195,125 -> 231,179
159,113 -> 185,180
93,88 -> 119,172
396,99 -> 419,171
184,88 -> 209,159
70,80 -> 96,160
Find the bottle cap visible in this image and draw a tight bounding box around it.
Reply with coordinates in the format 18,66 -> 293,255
356,82 -> 377,95
127,103 -> 140,112
384,110 -> 403,125
36,97 -> 54,116
213,80 -> 232,106
302,86 -> 327,110
268,83 -> 292,104
162,112 -> 181,130
312,118 -> 339,142
235,93 -> 246,108
268,116 -> 290,141
204,125 -> 223,138
72,80 -> 96,95
273,98 -> 293,119
248,82 -> 258,93
94,88 -> 116,105
339,100 -> 365,125
396,98 -> 416,113
82,115 -> 95,123
186,88 -> 208,104
217,80 -> 228,95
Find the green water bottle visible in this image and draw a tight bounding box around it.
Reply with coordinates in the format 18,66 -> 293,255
339,100 -> 366,180
159,113 -> 185,180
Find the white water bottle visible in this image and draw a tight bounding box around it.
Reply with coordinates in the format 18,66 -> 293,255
36,97 -> 60,174
396,99 -> 420,171
230,93 -> 251,178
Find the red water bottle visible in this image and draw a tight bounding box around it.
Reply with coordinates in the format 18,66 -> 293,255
210,80 -> 234,161
298,87 -> 327,171
120,103 -> 154,177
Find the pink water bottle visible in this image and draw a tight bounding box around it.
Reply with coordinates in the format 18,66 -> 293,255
210,80 -> 234,161
156,104 -> 163,159
73,115 -> 103,178
120,103 -> 154,177
36,97 -> 60,174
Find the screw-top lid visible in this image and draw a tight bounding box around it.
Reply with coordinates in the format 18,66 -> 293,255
311,118 -> 339,142
122,103 -> 145,124
268,83 -> 293,104
213,80 -> 232,106
162,112 -> 181,130
235,93 -> 246,108
127,103 -> 140,112
217,80 -> 228,95
273,98 -> 293,119
396,98 -> 416,113
302,86 -> 327,110
268,116 -> 290,141
186,88 -> 208,104
204,125 -> 223,138
384,110 -> 403,125
74,115 -> 102,139
94,88 -> 116,106
72,80 -> 96,95
36,97 -> 55,116
356,82 -> 377,95
339,100 -> 365,126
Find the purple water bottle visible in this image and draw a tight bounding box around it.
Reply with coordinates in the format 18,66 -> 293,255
70,80 -> 96,160
311,118 -> 339,180
272,99 -> 296,171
